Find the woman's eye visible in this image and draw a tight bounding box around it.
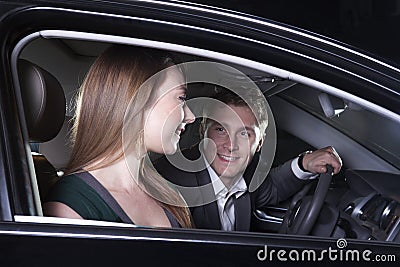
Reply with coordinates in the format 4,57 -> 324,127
215,127 -> 226,134
178,95 -> 187,102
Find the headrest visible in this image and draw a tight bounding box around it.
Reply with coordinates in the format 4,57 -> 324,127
18,60 -> 66,142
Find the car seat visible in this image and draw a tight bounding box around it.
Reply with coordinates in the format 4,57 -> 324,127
18,59 -> 66,203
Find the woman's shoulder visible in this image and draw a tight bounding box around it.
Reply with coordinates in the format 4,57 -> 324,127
45,173 -> 98,204
48,173 -> 93,195
57,173 -> 86,184
163,208 -> 181,228
45,172 -> 121,222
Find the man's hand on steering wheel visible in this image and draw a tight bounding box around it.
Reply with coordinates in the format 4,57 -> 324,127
302,146 -> 342,174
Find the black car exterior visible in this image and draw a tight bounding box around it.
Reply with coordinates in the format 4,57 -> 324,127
0,0 -> 399,266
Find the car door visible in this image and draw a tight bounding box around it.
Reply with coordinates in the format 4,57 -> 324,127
0,1 -> 399,266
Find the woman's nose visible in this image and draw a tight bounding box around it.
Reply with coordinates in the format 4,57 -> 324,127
183,104 -> 195,124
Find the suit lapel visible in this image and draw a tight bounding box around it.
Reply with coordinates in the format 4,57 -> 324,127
182,145 -> 221,230
193,168 -> 222,230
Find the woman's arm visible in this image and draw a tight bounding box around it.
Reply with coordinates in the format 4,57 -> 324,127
43,201 -> 83,219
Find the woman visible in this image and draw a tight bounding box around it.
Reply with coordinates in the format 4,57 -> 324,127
43,45 -> 195,228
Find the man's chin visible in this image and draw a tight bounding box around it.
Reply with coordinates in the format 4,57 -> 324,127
220,170 -> 245,180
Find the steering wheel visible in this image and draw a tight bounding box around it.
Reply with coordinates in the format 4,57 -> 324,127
279,165 -> 334,235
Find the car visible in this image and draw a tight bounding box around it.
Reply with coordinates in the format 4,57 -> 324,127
0,0 -> 399,266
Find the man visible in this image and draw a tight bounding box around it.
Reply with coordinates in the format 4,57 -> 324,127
155,89 -> 342,231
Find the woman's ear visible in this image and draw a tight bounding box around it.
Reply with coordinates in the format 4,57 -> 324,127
199,121 -> 205,139
199,118 -> 207,139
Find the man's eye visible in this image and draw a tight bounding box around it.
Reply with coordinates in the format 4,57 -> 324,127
240,131 -> 250,137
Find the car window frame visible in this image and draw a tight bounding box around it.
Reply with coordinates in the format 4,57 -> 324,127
11,28 -> 400,220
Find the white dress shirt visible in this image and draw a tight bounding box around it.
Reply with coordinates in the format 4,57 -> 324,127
206,164 -> 246,231
206,156 -> 316,230
290,158 -> 319,180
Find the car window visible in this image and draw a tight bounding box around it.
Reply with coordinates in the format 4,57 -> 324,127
12,31 -> 400,245
279,85 -> 400,169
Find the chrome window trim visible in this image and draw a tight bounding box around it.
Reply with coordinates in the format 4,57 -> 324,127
14,215 -> 139,228
9,215 -> 231,244
10,33 -> 43,216
14,215 -> 137,228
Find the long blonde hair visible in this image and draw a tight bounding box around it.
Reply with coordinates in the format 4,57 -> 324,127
66,44 -> 192,228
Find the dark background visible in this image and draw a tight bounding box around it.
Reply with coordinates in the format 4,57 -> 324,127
194,0 -> 400,66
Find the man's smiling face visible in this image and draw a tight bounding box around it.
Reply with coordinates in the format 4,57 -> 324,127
202,104 -> 264,184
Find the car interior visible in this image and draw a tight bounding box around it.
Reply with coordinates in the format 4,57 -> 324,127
14,34 -> 400,243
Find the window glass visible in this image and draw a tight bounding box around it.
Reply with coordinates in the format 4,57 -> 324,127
14,34 -> 400,245
280,84 -> 400,169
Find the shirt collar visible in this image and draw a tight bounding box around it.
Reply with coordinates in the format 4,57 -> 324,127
205,158 -> 247,200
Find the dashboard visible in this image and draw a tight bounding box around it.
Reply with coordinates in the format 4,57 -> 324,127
342,170 -> 400,242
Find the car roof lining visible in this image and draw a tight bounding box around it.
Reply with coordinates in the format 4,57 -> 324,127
20,30 -> 395,123
55,38 -> 300,98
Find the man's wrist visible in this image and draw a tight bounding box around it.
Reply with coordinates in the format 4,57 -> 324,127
297,151 -> 312,172
291,151 -> 318,180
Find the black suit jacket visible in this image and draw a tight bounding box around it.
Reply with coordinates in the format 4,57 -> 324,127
154,144 -> 305,231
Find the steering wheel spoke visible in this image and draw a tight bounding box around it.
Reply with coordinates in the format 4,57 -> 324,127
279,165 -> 334,235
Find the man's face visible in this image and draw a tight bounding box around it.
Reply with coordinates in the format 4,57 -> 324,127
202,104 -> 264,182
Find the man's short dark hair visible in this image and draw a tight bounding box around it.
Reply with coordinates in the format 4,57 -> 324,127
202,86 -> 268,134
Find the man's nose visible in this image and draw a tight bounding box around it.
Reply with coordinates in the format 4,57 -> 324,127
223,135 -> 239,151
183,104 -> 195,124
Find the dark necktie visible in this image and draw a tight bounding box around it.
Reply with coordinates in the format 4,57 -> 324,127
222,194 -> 236,231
